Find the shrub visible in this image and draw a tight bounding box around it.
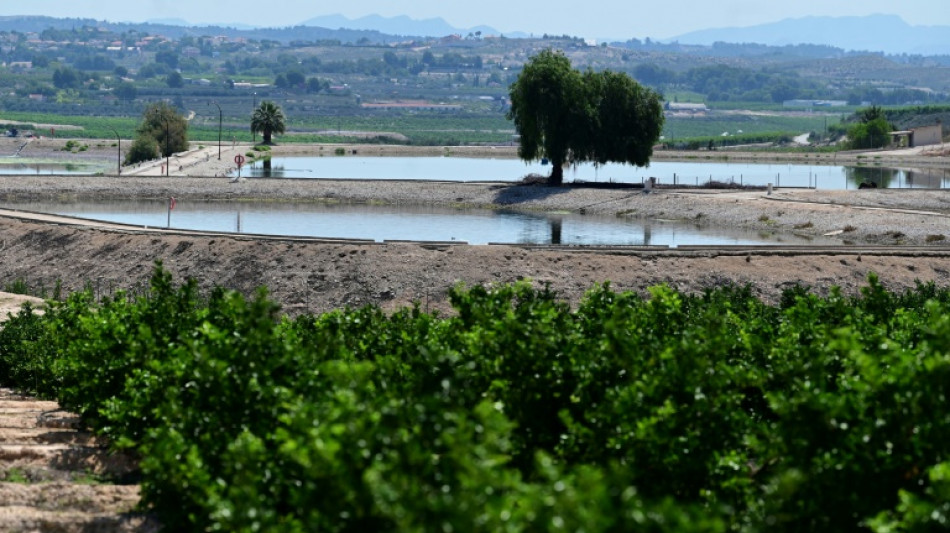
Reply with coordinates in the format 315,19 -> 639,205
2,270 -> 950,531
124,135 -> 158,165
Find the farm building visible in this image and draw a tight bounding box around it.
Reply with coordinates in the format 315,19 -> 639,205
891,124 -> 944,148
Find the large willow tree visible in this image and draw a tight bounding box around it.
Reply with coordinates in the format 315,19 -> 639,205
508,50 -> 665,185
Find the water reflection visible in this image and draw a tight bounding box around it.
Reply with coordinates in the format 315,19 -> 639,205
240,156 -> 950,190
847,166 -> 899,189
904,169 -> 947,189
258,158 -> 287,179
0,199 -> 839,247
550,217 -> 562,245
0,162 -> 101,175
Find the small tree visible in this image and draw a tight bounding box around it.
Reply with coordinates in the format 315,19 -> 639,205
52,67 -> 81,89
848,106 -> 893,149
124,102 -> 188,165
114,82 -> 137,101
166,72 -> 184,89
124,135 -> 158,165
306,77 -> 329,94
251,101 -> 286,145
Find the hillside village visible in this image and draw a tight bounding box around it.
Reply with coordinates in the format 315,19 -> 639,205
0,16 -> 947,147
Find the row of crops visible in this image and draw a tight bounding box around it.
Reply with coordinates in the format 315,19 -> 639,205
0,264 -> 948,531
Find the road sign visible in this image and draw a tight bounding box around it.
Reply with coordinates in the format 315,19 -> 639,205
234,154 -> 245,167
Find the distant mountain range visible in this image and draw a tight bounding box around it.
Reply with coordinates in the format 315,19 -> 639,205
139,13 -> 518,39
299,14 -> 517,38
670,14 -> 950,55
1,13 -> 947,56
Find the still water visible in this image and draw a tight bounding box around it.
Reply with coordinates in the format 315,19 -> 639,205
242,156 -> 950,189
5,200 -> 837,247
0,161 -> 106,175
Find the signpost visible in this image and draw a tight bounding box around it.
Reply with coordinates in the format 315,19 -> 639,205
167,196 -> 176,228
234,154 -> 245,179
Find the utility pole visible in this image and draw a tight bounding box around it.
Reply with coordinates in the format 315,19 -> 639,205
109,127 -> 121,175
252,92 -> 258,143
162,116 -> 170,176
209,101 -> 222,160
151,108 -> 171,176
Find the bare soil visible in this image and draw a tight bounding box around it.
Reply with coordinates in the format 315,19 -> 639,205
0,388 -> 158,532
0,201 -> 949,315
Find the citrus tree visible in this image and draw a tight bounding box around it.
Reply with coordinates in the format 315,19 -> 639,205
508,49 -> 664,185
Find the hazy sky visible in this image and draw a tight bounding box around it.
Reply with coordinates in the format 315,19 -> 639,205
8,0 -> 950,39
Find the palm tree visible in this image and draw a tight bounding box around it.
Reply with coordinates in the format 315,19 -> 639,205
250,101 -> 286,144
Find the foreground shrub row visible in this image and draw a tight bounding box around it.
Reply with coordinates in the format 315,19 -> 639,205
1,266 -> 949,532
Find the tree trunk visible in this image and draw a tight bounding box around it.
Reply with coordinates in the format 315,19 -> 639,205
263,131 -> 272,144
548,164 -> 564,185
550,218 -> 562,244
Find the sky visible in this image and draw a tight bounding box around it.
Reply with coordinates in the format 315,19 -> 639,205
7,0 -> 950,40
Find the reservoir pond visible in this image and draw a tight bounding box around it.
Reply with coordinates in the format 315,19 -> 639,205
242,156 -> 950,189
4,200 -> 838,247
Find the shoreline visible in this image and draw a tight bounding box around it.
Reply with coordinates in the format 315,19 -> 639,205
0,138 -> 948,247
0,175 -> 949,247
3,137 -> 949,177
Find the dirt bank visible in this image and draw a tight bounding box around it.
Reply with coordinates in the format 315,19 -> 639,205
2,174 -> 950,246
0,139 -> 948,310
0,210 -> 948,316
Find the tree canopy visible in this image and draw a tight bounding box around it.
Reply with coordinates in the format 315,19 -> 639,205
848,105 -> 893,149
507,49 -> 664,185
124,102 -> 189,165
251,100 -> 286,145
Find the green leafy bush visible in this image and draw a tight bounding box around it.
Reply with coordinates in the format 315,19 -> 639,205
2,268 -> 950,531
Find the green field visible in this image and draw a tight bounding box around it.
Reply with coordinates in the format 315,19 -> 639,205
664,113 -> 841,140
1,108 -> 844,147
